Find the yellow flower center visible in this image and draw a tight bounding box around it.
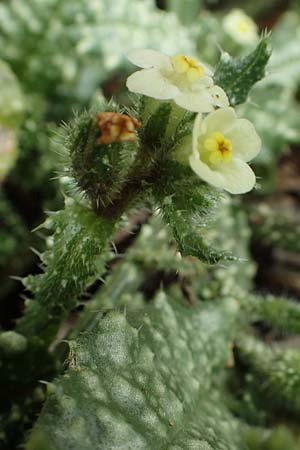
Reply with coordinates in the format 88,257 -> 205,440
171,54 -> 205,82
238,19 -> 251,34
203,131 -> 232,165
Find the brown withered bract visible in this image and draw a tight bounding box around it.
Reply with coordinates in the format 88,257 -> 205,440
96,112 -> 141,145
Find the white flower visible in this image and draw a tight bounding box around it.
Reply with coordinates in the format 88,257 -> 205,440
189,107 -> 261,194
126,49 -> 229,113
223,9 -> 258,46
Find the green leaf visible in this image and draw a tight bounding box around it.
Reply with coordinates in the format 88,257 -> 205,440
27,294 -> 245,450
15,202 -> 115,345
236,335 -> 300,418
0,0 -> 194,103
214,37 -> 272,106
248,199 -> 300,252
153,163 -> 234,264
244,425 -> 299,450
73,199 -> 254,338
241,294 -> 300,335
143,101 -> 172,146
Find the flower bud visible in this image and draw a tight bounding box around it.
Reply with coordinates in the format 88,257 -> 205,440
96,112 -> 141,145
68,106 -> 140,212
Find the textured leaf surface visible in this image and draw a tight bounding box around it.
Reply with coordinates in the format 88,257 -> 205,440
16,202 -> 115,344
0,0 -> 193,102
153,164 -> 233,264
73,198 -> 255,337
248,199 -> 300,252
27,295 -> 244,450
214,37 -> 271,105
237,336 -> 300,418
241,294 -> 300,335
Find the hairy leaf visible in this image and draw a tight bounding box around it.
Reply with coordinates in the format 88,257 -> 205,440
27,294 -> 244,450
248,200 -> 300,252
242,293 -> 300,335
0,0 -> 193,104
214,37 -> 272,105
143,102 -> 172,146
16,202 -> 115,345
67,104 -> 139,210
153,163 -> 234,264
236,335 -> 300,418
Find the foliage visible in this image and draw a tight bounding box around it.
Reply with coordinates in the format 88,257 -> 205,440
153,164 -> 232,264
248,200 -> 300,254
214,36 -> 272,106
27,294 -> 243,450
17,202 -> 115,345
0,0 -> 193,106
1,1 -> 300,450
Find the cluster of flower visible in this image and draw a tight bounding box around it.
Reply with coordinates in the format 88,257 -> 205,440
126,49 -> 261,195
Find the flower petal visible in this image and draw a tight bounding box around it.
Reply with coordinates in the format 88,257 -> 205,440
201,107 -> 236,135
126,49 -> 171,70
175,90 -> 215,113
198,62 -> 214,77
126,68 -> 179,99
189,154 -> 226,189
191,76 -> 214,90
207,86 -> 229,108
218,158 -> 256,194
227,118 -> 261,162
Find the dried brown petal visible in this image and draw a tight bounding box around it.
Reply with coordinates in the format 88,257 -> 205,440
96,112 -> 141,145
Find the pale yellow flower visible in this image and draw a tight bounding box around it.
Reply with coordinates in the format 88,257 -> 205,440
223,9 -> 258,46
126,49 -> 228,112
189,108 -> 261,194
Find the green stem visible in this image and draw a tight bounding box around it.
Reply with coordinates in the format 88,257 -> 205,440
94,143 -> 157,220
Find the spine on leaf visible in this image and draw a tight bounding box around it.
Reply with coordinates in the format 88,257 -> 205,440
16,203 -> 115,344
